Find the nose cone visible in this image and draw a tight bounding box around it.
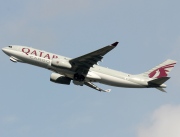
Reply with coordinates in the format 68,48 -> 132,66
2,47 -> 10,55
2,47 -> 6,53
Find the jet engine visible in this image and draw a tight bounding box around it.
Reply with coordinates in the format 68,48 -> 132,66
50,73 -> 71,85
51,59 -> 72,69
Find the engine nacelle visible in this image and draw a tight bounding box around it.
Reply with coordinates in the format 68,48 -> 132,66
51,59 -> 72,69
50,73 -> 71,85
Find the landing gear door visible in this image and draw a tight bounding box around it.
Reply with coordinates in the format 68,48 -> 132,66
73,80 -> 84,86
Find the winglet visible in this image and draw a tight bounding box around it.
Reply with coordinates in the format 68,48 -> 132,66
111,42 -> 119,47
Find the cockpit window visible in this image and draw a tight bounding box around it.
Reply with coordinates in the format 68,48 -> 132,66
8,46 -> 12,48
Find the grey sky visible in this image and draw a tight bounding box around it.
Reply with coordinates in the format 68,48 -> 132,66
0,0 -> 180,137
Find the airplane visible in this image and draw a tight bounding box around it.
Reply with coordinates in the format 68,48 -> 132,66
2,42 -> 177,92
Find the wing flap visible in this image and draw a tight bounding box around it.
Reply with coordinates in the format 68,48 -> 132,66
85,82 -> 111,92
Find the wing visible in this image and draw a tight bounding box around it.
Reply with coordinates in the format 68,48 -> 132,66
85,82 -> 111,92
69,42 -> 118,75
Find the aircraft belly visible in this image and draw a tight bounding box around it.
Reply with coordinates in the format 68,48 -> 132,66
95,72 -> 143,88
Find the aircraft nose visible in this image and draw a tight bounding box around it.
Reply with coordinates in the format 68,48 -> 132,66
2,47 -> 6,52
2,47 -> 9,55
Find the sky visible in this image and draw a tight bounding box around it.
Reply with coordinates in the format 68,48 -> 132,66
0,0 -> 180,137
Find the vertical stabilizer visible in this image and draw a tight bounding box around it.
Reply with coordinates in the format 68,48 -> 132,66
141,59 -> 177,79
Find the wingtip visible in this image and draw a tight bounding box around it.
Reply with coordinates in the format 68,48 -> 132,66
111,42 -> 119,47
105,89 -> 111,92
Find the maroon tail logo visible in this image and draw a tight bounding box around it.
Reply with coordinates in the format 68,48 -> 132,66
149,63 -> 176,78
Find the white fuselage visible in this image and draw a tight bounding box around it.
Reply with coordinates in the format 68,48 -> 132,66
2,46 -> 151,88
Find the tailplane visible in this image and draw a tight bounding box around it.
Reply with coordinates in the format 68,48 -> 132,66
148,77 -> 170,92
156,87 -> 166,92
148,77 -> 170,85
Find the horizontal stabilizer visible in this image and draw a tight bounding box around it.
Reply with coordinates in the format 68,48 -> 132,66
148,77 -> 170,85
156,87 -> 167,92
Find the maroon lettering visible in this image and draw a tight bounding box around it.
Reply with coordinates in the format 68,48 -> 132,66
44,54 -> 50,59
22,48 -> 30,55
39,51 -> 44,57
52,55 -> 58,59
31,50 -> 37,56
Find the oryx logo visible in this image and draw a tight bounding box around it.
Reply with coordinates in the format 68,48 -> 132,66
149,63 -> 176,78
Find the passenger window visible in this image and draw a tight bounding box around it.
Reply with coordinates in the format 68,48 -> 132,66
8,46 -> 12,48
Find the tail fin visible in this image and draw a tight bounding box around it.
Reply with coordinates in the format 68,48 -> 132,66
141,59 -> 177,79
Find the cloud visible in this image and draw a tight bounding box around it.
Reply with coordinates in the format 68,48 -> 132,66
137,104 -> 180,137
